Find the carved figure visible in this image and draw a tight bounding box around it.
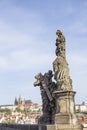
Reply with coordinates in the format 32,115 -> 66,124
34,70 -> 56,124
33,30 -> 81,129
53,30 -> 72,91
55,30 -> 66,57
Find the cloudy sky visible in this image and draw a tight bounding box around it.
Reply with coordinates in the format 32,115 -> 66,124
0,0 -> 87,105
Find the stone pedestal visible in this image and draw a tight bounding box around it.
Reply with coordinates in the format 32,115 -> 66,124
34,30 -> 83,130
53,90 -> 82,130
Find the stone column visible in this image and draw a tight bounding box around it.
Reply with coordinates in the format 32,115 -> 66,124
54,90 -> 82,130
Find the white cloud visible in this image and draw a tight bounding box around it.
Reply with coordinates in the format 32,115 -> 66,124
0,57 -> 8,69
0,19 -> 45,51
0,0 -> 87,105
0,1 -> 47,51
67,52 -> 87,78
0,49 -> 54,71
67,53 -> 87,66
0,1 -> 52,73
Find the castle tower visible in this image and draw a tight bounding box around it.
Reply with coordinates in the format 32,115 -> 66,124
14,97 -> 18,105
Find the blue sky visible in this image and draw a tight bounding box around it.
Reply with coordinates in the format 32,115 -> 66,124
0,0 -> 87,105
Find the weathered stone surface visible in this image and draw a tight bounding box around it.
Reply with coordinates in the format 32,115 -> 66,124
52,30 -> 82,130
33,29 -> 82,130
34,70 -> 56,124
53,30 -> 72,91
54,91 -> 76,114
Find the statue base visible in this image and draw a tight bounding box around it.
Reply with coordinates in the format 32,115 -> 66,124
53,90 -> 82,130
54,114 -> 82,130
44,124 -> 82,130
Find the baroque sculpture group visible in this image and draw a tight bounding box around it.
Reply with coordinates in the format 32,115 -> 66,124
34,30 -> 82,130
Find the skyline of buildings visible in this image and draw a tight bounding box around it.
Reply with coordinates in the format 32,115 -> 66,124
0,95 -> 87,114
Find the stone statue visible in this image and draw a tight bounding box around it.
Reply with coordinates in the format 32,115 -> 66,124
52,30 -> 80,129
55,30 -> 66,57
53,30 -> 72,91
33,30 -> 82,130
34,70 -> 56,124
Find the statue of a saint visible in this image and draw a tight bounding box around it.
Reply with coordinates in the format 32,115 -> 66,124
53,30 -> 72,91
34,70 -> 56,124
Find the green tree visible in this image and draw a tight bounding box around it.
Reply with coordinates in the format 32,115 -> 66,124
15,107 -> 21,112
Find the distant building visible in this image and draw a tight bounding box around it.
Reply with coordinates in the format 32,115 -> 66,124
75,102 -> 87,112
14,96 -> 32,106
14,97 -> 18,105
0,104 -> 17,111
13,96 -> 42,112
0,96 -> 42,113
78,116 -> 87,130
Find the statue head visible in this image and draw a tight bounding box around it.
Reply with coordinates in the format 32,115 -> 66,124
48,70 -> 53,77
34,73 -> 43,87
56,30 -> 62,37
55,30 -> 66,58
